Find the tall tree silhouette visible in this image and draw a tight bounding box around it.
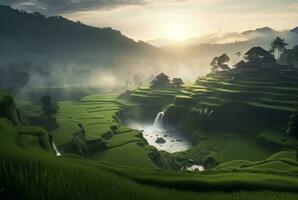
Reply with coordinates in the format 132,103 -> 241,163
270,37 -> 288,60
210,53 -> 230,72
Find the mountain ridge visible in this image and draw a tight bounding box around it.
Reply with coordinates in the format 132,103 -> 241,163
149,26 -> 298,47
0,5 -> 162,88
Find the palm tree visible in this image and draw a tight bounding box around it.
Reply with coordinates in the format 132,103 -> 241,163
271,37 -> 288,60
191,107 -> 214,130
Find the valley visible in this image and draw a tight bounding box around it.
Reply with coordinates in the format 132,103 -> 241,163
1,3 -> 298,199
1,69 -> 298,199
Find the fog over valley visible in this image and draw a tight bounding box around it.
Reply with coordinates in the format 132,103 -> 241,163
1,2 -> 298,200
1,5 -> 298,95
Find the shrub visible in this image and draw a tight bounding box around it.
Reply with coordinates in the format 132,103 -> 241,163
190,107 -> 214,131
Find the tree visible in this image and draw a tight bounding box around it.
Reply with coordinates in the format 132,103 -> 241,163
271,37 -> 288,60
286,107 -> 298,160
40,95 -> 59,117
217,53 -> 230,66
78,123 -> 86,136
282,45 -> 298,67
191,107 -> 214,130
210,57 -> 219,72
210,53 -> 230,72
289,46 -> 298,67
172,78 -> 184,87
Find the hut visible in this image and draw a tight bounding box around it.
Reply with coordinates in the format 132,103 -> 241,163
150,73 -> 170,87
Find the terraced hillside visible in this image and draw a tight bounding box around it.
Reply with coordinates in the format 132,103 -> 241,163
128,71 -> 298,129
194,72 -> 298,113
16,92 -> 180,170
123,87 -> 185,122
126,70 -> 298,166
27,94 -> 159,168
22,85 -> 116,101
1,86 -> 298,199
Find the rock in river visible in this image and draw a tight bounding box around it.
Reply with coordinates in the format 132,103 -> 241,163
155,137 -> 166,144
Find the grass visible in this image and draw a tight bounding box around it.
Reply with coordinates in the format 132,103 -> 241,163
216,150 -> 298,173
2,86 -> 298,199
220,138 -> 271,162
216,160 -> 252,169
99,160 -> 298,193
50,94 -> 160,169
15,100 -> 42,116
92,142 -> 157,169
258,130 -> 297,148
2,116 -> 297,199
0,119 -> 200,200
174,95 -> 193,105
247,102 -> 294,112
268,151 -> 297,160
246,160 -> 297,172
3,70 -> 298,199
55,100 -> 119,142
114,125 -> 135,134
52,119 -> 79,146
125,71 -> 298,168
108,130 -> 141,148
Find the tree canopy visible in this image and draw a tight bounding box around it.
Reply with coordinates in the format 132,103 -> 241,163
210,53 -> 230,72
172,78 -> 184,87
40,95 -> 59,117
280,45 -> 298,67
270,37 -> 288,60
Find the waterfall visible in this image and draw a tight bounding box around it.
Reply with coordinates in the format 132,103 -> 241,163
52,142 -> 61,156
153,111 -> 165,130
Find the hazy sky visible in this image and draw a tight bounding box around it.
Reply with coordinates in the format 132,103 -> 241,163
4,0 -> 298,41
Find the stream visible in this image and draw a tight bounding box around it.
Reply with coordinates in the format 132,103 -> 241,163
52,142 -> 61,156
128,111 -> 191,153
128,123 -> 191,153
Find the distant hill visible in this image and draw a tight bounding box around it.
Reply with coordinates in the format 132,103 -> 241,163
156,26 -> 298,74
0,5 -> 156,57
291,27 -> 298,34
150,26 -> 298,48
241,27 -> 277,35
1,4 -> 298,91
0,5 -> 160,88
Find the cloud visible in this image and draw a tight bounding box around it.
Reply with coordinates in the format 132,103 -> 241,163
1,0 -> 147,14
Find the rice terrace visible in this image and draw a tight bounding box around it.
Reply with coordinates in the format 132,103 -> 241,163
1,2 -> 298,200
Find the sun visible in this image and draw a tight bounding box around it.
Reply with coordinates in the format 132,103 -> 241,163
167,23 -> 187,42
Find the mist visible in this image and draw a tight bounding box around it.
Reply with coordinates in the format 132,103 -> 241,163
1,5 -> 298,99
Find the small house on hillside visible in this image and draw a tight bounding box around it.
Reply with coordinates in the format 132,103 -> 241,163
236,47 -> 276,71
244,47 -> 276,65
150,73 -> 170,87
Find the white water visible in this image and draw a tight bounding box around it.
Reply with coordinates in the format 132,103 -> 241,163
153,111 -> 165,130
186,165 -> 205,172
52,142 -> 61,156
128,111 -> 191,153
